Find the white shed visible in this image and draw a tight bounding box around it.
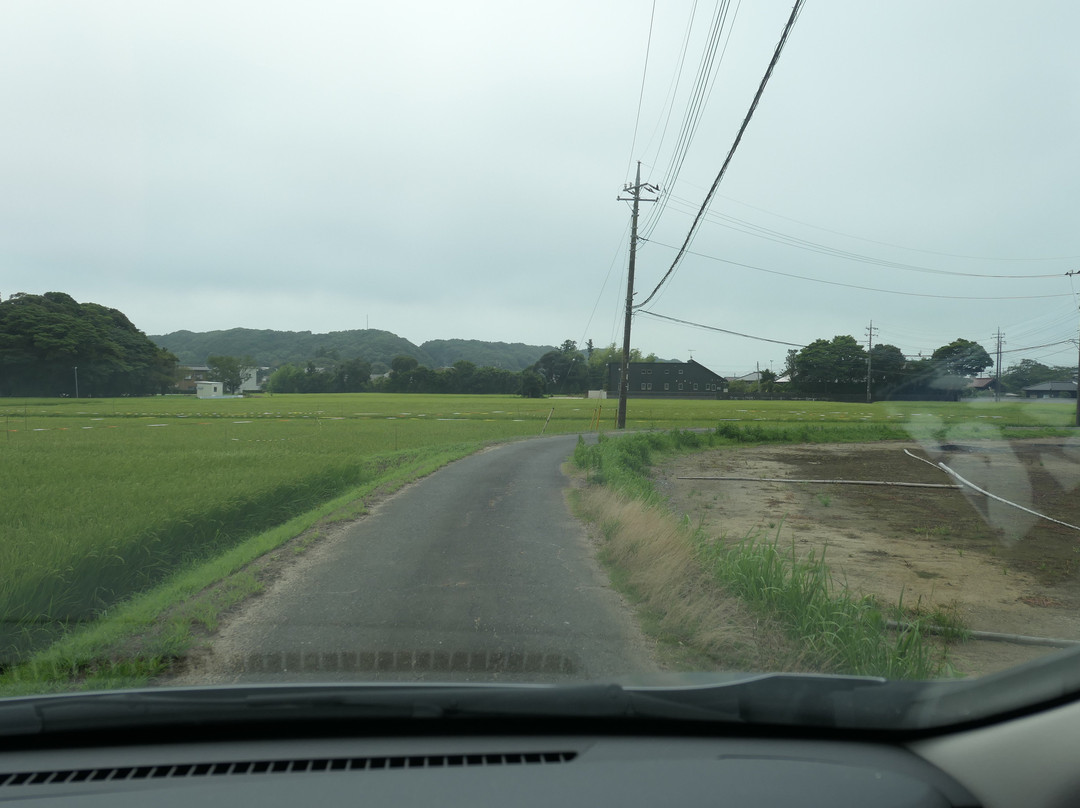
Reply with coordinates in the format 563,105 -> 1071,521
196,381 -> 225,399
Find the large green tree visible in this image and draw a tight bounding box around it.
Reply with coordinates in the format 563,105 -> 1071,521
931,338 -> 993,377
0,292 -> 177,397
869,343 -> 907,396
792,335 -> 867,394
530,340 -> 589,394
999,359 -> 1074,393
585,343 -> 660,390
206,354 -> 257,395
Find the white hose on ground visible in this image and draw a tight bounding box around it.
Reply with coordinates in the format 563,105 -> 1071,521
903,449 -> 1080,533
676,475 -> 959,489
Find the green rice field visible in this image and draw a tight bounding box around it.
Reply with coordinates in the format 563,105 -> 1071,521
2,392 -> 1075,666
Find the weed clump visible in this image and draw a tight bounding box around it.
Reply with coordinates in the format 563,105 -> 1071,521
699,530 -> 940,678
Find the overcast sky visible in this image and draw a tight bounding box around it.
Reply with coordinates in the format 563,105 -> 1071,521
2,1 -> 1078,377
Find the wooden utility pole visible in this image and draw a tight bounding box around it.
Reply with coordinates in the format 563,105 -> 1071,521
992,328 -> 1005,403
1068,271 -> 1080,427
615,162 -> 658,429
865,321 -> 877,403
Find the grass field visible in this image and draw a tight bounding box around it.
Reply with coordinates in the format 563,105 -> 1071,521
2,392 -> 1075,672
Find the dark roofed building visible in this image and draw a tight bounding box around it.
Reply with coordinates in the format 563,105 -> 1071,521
607,359 -> 726,399
1022,381 -> 1077,399
968,377 -> 1003,393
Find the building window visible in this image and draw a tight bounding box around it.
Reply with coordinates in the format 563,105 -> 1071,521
647,383 -> 652,390
640,383 -> 646,391
693,383 -> 699,391
664,383 -> 669,391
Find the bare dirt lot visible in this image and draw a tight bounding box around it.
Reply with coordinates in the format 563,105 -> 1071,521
654,438 -> 1080,676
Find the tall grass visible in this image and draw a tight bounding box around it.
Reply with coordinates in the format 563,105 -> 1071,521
698,531 -> 938,678
573,423 -> 951,678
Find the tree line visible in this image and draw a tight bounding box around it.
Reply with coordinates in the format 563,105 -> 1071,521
773,334 -> 1073,400
262,340 -> 646,397
6,293 -> 1069,400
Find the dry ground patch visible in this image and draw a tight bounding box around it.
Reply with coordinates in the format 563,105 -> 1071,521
654,439 -> 1080,676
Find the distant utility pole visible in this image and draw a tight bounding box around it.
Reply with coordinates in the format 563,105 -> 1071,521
864,320 -> 878,403
992,328 -> 1005,403
1068,270 -> 1080,427
615,161 -> 658,429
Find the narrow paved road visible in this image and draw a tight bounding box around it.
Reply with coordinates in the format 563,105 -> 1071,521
179,435 -> 655,684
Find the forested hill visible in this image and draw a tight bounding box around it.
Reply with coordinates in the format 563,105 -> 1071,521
150,328 -> 554,371
419,339 -> 553,371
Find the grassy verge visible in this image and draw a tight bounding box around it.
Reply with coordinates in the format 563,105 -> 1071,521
572,424 -> 956,679
0,443 -> 478,696
574,421 -> 909,502
571,485 -> 811,674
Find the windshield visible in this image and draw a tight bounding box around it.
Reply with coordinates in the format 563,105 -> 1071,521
2,0 -> 1079,731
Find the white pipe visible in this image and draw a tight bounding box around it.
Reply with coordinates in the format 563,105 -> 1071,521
905,449 -> 1080,534
677,475 -> 959,489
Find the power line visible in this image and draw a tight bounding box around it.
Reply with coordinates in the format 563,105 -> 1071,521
639,0 -> 740,240
641,312 -> 1076,368
707,190 -> 1080,263
639,309 -> 805,347
578,221 -> 631,354
641,240 -> 1076,300
636,2 -> 702,178
656,192 -> 1068,279
636,0 -> 805,310
624,0 -> 658,183
638,0 -> 736,239
1000,339 -> 1076,355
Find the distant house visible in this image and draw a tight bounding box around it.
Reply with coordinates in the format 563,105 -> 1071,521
607,360 -> 726,399
177,365 -> 211,393
1022,381 -> 1078,399
729,370 -> 764,384
968,377 -> 1003,394
239,367 -> 264,393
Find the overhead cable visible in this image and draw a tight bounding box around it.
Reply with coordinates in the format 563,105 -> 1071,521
639,0 -> 739,240
1000,339 -> 1076,355
636,0 -> 805,310
658,193 -> 1068,279
624,0 -> 658,183
709,191 -> 1080,263
637,2 -> 701,183
638,310 -> 805,347
641,241 -> 1076,300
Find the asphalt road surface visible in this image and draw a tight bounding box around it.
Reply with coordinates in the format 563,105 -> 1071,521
178,434 -> 656,685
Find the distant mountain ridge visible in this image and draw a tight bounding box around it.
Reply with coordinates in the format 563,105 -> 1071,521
150,328 -> 555,371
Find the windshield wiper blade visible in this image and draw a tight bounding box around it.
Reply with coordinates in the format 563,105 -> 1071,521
627,673 -> 903,728
0,687 -> 442,737
0,682 -> 750,738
